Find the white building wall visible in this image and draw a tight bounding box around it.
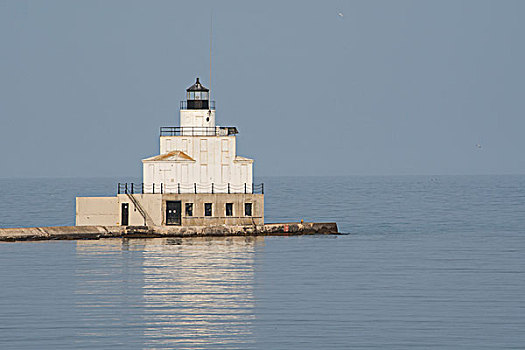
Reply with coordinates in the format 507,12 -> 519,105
180,109 -> 216,129
160,136 -> 235,159
76,197 -> 119,226
142,104 -> 254,193
144,134 -> 253,193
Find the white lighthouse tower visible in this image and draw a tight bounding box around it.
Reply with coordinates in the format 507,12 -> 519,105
142,78 -> 254,193
76,78 -> 263,227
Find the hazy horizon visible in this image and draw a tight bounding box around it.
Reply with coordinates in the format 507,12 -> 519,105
2,173 -> 524,181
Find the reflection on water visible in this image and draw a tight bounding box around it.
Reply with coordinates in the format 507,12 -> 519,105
142,237 -> 260,349
75,237 -> 263,349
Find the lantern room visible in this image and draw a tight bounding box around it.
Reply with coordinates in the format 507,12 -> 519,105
186,77 -> 209,110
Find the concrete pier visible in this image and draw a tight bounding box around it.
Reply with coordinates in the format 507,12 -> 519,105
0,222 -> 339,242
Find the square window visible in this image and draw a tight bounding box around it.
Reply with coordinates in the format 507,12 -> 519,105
244,203 -> 252,217
205,203 -> 213,217
225,203 -> 233,217
185,203 -> 193,217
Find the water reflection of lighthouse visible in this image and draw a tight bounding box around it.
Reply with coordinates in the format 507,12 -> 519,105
75,237 -> 262,348
141,237 -> 260,348
141,238 -> 260,347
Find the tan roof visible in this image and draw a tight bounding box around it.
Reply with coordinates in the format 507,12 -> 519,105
234,155 -> 254,163
142,150 -> 195,162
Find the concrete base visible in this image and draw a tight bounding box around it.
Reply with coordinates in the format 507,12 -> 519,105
0,222 -> 339,242
76,193 -> 264,227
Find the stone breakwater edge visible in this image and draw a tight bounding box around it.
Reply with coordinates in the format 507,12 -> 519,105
0,222 -> 339,242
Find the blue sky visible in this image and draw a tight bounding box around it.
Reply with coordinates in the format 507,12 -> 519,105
1,0 -> 524,177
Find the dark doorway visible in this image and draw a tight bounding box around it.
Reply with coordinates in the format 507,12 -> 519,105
121,203 -> 129,226
166,201 -> 182,225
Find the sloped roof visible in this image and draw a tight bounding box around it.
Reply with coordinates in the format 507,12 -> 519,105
234,155 -> 254,163
186,77 -> 209,92
142,150 -> 195,162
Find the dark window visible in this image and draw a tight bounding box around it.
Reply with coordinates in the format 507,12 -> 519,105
185,203 -> 193,216
244,203 -> 252,217
225,203 -> 233,216
205,203 -> 213,216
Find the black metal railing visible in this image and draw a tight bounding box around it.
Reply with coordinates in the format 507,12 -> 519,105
160,126 -> 238,136
117,182 -> 264,195
180,100 -> 215,110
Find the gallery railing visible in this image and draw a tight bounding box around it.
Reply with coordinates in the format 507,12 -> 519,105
160,126 -> 239,136
117,182 -> 264,195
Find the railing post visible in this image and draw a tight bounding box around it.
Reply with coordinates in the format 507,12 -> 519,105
153,183 -> 155,194
118,183 -> 120,194
142,183 -> 144,194
161,183 -> 163,194
228,183 -> 230,194
194,183 -> 197,194
244,183 -> 247,194
178,183 -> 180,194
125,183 -> 128,194
262,183 -> 264,194
131,183 -> 134,194
212,183 -> 214,194
252,183 -> 254,194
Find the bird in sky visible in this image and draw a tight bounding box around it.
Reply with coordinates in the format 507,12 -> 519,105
338,12 -> 344,18
476,144 -> 482,149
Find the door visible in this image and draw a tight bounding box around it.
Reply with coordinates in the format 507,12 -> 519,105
121,203 -> 129,226
166,201 -> 182,225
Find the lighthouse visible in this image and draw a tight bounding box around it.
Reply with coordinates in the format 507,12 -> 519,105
0,74 -> 341,239
0,77 -> 339,240
76,78 -> 264,227
142,78 -> 254,192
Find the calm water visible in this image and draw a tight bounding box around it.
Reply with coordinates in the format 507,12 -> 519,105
1,175 -> 524,349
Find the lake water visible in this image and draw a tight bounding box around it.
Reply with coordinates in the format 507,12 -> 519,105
1,175 -> 524,349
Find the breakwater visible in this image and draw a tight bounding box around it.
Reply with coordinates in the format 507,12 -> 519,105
0,222 -> 338,242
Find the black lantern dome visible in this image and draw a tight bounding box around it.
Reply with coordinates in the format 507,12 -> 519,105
186,78 -> 209,109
